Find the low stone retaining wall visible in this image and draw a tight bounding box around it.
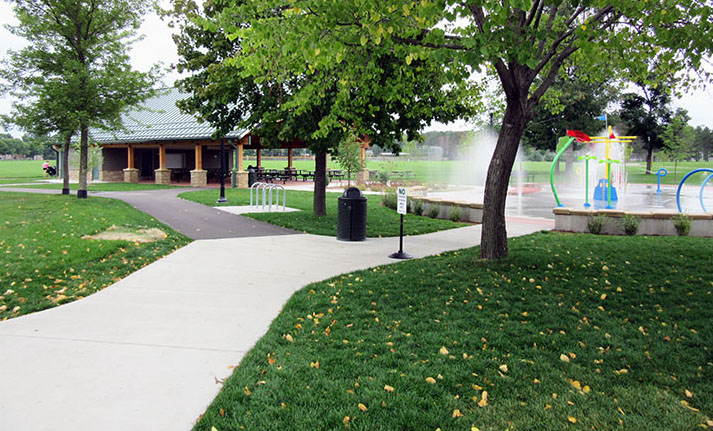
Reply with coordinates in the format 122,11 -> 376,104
411,197 -> 484,223
553,208 -> 713,237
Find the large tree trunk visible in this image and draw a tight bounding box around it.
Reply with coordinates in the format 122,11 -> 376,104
77,124 -> 89,199
480,103 -> 529,260
313,150 -> 327,216
62,133 -> 71,195
646,145 -> 653,174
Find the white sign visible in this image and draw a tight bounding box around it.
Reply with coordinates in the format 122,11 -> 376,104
396,187 -> 407,215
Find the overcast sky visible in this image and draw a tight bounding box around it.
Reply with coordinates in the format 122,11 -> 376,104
1,3 -> 712,137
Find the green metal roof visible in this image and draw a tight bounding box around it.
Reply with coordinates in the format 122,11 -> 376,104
90,88 -> 248,144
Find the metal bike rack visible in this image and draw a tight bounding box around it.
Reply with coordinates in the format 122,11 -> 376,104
250,182 -> 286,211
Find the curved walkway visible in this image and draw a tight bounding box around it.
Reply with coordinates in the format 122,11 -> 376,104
0,187 -> 553,430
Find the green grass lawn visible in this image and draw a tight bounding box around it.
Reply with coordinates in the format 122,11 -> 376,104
195,232 -> 713,431
9,182 -> 181,191
0,160 -> 46,183
179,189 -> 464,237
627,161 -> 713,185
0,192 -> 191,320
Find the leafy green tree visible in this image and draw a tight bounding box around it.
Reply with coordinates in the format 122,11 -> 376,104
2,0 -> 159,198
661,109 -> 694,181
221,0 -> 713,259
1,82 -> 78,192
171,0 -> 472,216
692,125 -> 713,162
618,83 -> 673,174
522,68 -> 618,174
334,132 -> 364,186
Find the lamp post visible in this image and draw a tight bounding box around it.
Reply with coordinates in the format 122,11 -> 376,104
217,138 -> 227,203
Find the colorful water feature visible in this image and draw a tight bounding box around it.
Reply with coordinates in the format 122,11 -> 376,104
550,128 -> 636,209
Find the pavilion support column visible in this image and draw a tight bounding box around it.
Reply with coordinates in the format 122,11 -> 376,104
234,143 -> 248,188
155,144 -> 170,185
285,147 -> 297,181
356,142 -> 369,185
191,143 -> 207,187
123,145 -> 139,183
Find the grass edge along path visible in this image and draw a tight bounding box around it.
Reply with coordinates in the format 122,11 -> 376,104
0,192 -> 191,320
179,189 -> 464,237
6,182 -> 181,191
195,232 -> 712,431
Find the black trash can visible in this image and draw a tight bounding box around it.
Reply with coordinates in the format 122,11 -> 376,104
337,187 -> 367,241
248,166 -> 257,187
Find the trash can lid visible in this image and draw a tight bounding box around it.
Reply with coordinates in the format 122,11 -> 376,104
342,187 -> 364,199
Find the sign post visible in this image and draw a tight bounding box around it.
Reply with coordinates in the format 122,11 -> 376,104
389,187 -> 413,259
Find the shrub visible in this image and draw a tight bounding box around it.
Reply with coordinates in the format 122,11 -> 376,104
449,206 -> 463,222
376,170 -> 391,185
381,190 -> 397,210
587,215 -> 607,234
427,205 -> 440,219
620,214 -> 640,236
411,199 -> 423,216
672,213 -> 692,236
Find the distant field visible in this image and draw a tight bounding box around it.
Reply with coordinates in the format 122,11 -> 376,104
5,156 -> 709,187
248,157 -> 555,185
0,160 -> 47,182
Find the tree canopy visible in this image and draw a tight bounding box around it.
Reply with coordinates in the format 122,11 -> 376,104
217,0 -> 713,258
618,83 -> 673,174
169,0 -> 473,215
2,0 -> 160,197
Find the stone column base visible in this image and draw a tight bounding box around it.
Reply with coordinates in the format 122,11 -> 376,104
235,171 -> 249,189
155,169 -> 171,185
356,170 -> 369,185
123,168 -> 139,183
190,169 -> 207,187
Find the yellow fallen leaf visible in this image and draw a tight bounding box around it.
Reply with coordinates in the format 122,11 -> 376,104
426,377 -> 437,384
533,378 -> 541,384
440,346 -> 449,355
437,374 -> 443,379
471,427 -> 481,431
244,386 -> 252,395
343,416 -> 350,425
583,385 -> 591,394
211,427 -> 219,431
268,357 -> 276,365
358,403 -> 368,412
569,379 -> 581,390
499,364 -> 508,373
462,353 -> 468,359
614,368 -> 628,375
544,404 -> 552,410
285,334 -> 294,343
681,400 -> 700,412
706,420 -> 713,427
478,391 -> 488,407
601,293 -> 607,300
310,361 -> 320,369
685,389 -> 694,398
568,416 -> 577,423
472,384 -> 483,390
219,408 -> 225,417
560,354 -> 570,363
384,385 -> 394,392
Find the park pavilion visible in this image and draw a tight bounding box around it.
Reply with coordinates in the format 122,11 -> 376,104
90,87 -> 308,187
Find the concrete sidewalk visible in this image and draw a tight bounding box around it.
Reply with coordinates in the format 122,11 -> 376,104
0,219 -> 551,430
